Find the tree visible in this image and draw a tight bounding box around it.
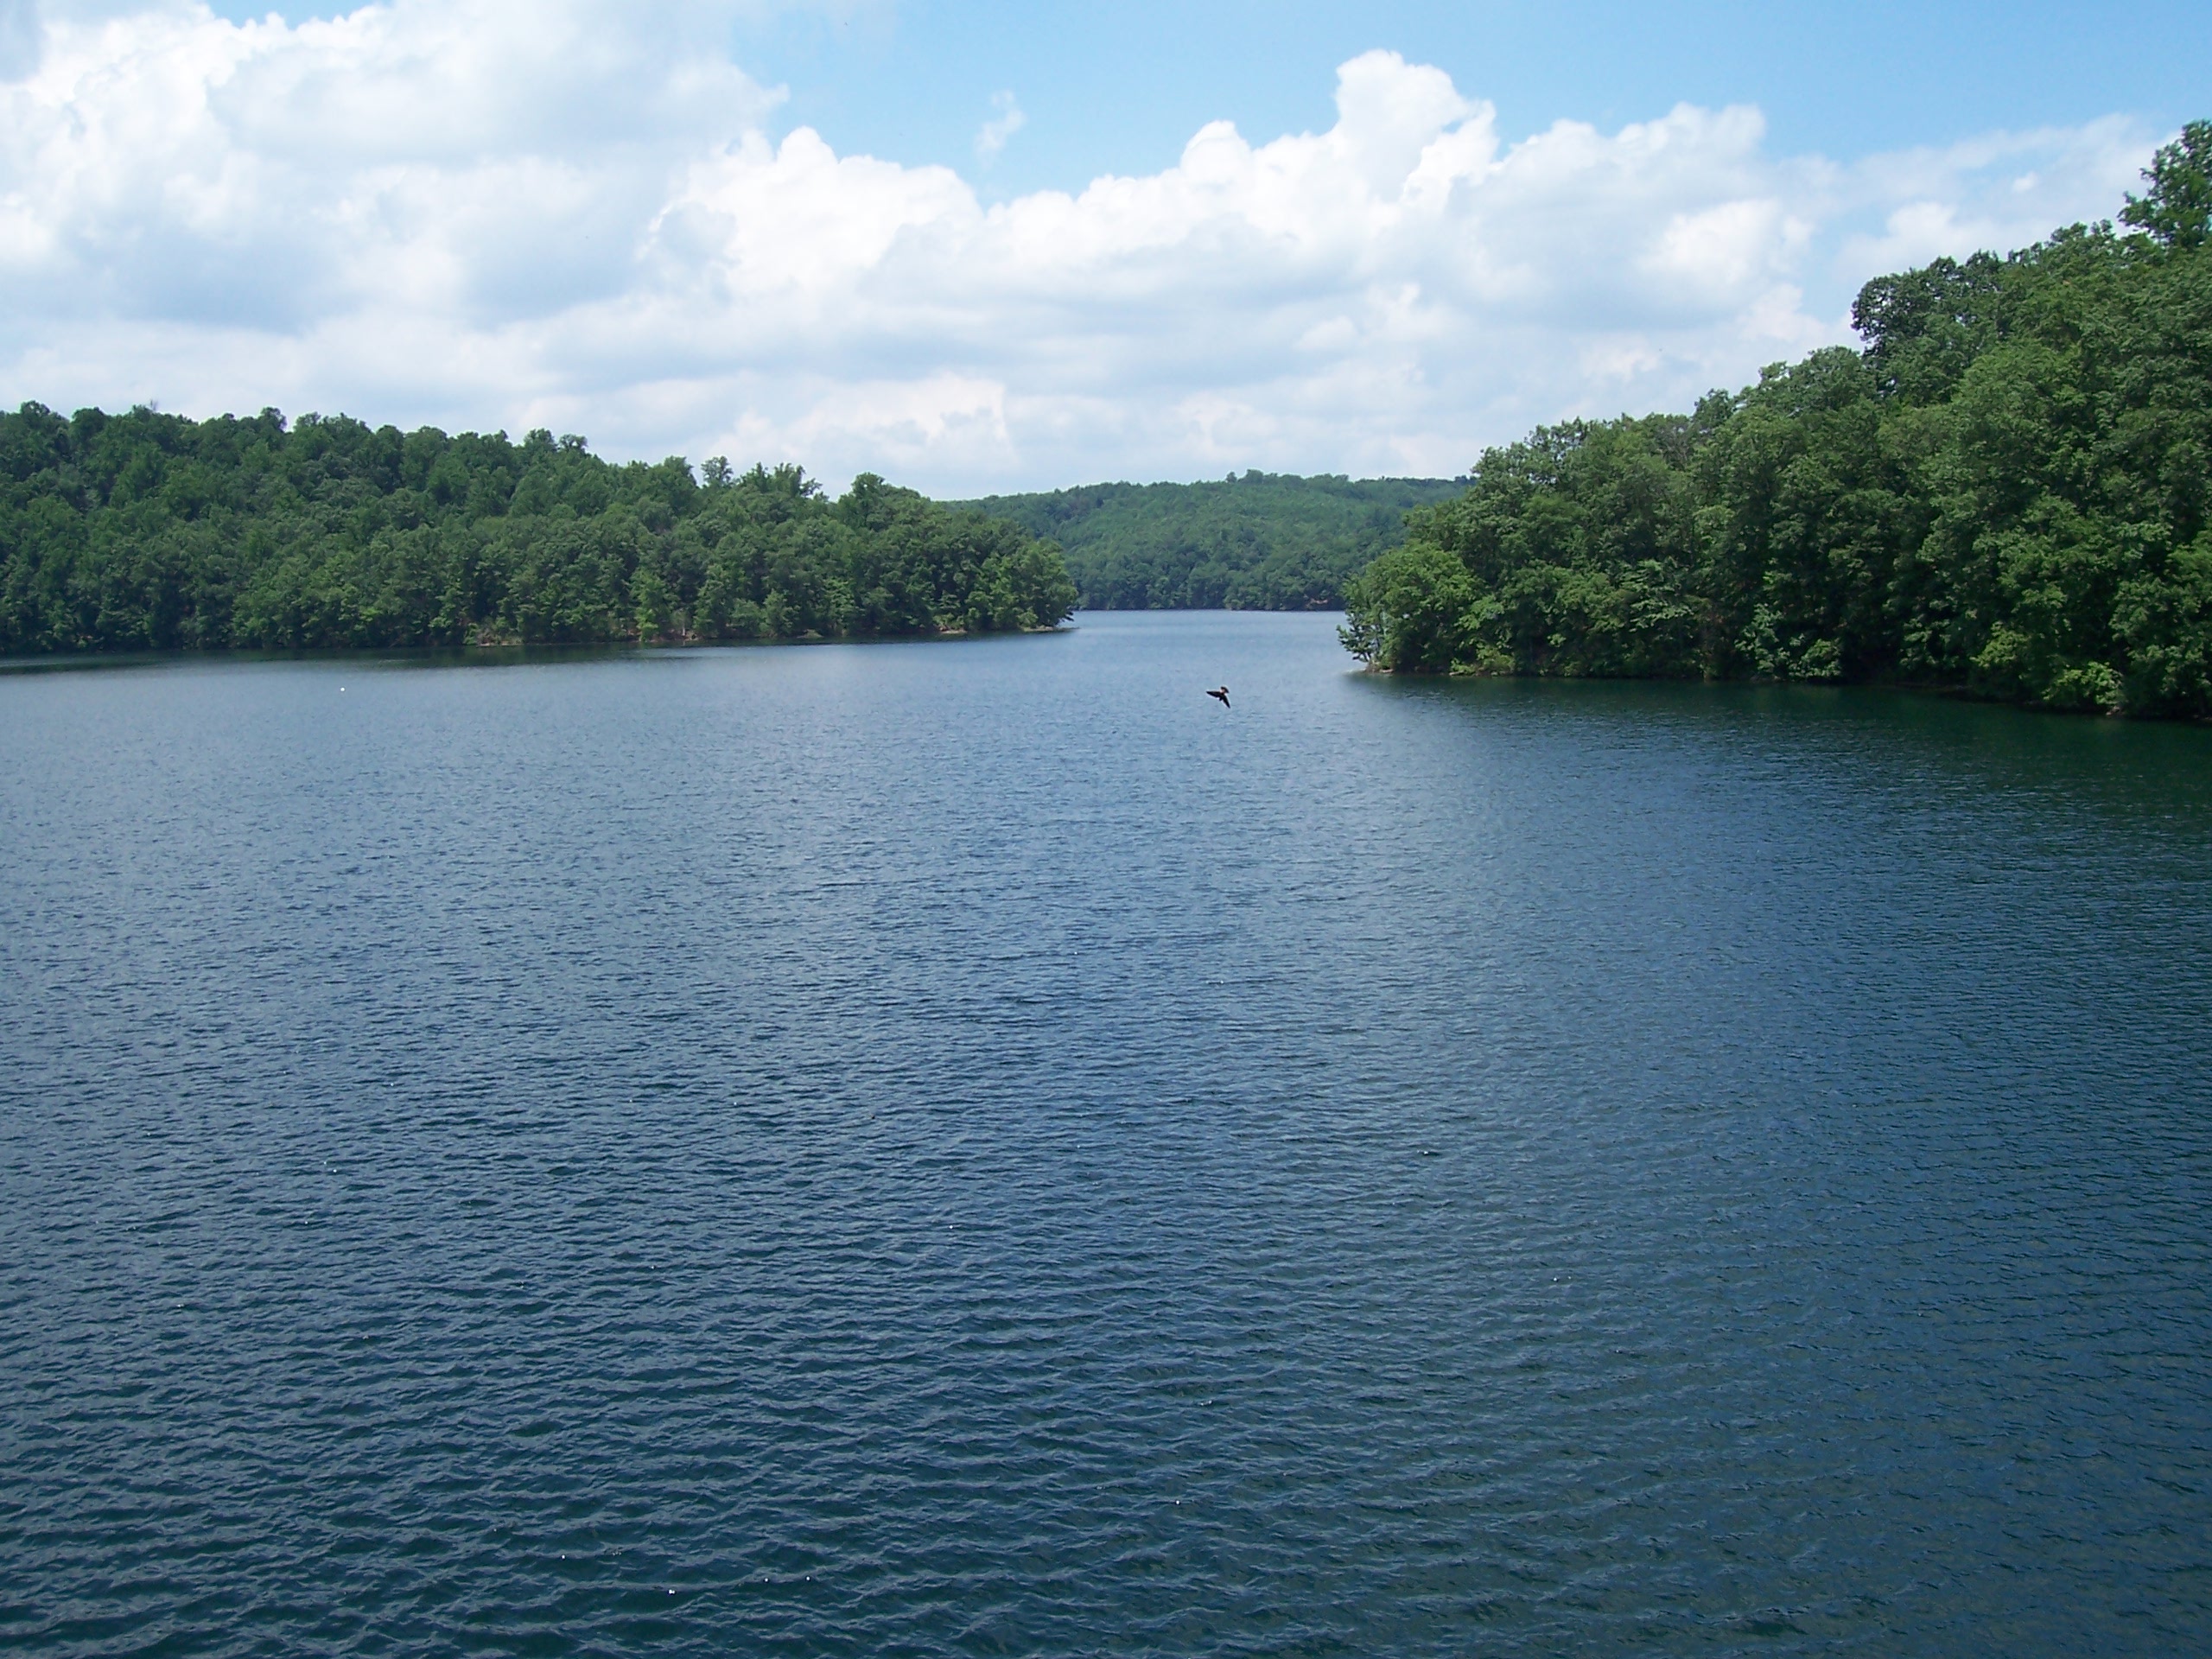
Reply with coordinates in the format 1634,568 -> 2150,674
1336,138 -> 2212,719
2121,120 -> 2212,250
960,473 -> 1465,610
1339,542 -> 1480,672
0,407 -> 1078,652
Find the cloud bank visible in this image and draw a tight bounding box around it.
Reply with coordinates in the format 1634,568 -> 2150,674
0,0 -> 2161,492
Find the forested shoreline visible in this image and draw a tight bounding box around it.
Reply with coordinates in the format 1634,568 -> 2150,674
958,473 -> 1462,610
0,411 -> 1077,654
1342,124 -> 2212,718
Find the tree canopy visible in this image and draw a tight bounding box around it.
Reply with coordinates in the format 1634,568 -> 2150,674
1342,137 -> 2212,719
0,411 -> 1076,653
959,472 -> 1464,611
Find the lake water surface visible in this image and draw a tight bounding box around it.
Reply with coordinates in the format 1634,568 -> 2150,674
3,611 -> 2210,1656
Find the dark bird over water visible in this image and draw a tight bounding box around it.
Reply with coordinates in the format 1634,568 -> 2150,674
1206,686 -> 1230,708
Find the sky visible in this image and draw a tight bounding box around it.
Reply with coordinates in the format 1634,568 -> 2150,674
2,0 -> 2206,493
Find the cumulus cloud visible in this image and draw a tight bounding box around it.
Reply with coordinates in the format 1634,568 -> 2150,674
0,3 -> 2163,492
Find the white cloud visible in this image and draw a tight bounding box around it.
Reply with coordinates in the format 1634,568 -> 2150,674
0,7 -> 2164,493
1832,118 -> 2150,277
975,89 -> 1023,164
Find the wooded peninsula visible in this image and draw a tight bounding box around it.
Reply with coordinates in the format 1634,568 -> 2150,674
0,418 -> 1077,652
1339,124 -> 2212,718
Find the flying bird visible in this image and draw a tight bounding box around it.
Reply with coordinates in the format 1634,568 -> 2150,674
1206,686 -> 1230,708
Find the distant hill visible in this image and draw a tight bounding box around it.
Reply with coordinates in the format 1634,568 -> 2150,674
953,471 -> 1465,610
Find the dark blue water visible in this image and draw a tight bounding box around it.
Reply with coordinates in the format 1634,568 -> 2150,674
3,611 -> 2209,1656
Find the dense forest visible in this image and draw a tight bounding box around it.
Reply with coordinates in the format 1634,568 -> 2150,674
0,410 -> 1077,653
959,473 -> 1464,610
1342,124 -> 2212,718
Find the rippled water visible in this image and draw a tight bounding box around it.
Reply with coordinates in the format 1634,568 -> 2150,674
3,611 -> 2210,1656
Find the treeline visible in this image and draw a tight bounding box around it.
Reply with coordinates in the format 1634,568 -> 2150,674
1343,124 -> 2212,718
0,409 -> 1077,653
959,472 -> 1463,610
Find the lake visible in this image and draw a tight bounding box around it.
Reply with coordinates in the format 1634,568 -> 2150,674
3,611 -> 2209,1656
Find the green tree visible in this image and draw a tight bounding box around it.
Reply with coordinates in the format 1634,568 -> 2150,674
1339,542 -> 1482,672
1338,135 -> 2212,720
962,472 -> 1465,610
0,408 -> 1076,654
2122,120 -> 2212,250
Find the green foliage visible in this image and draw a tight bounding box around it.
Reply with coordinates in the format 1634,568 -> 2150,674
1342,140 -> 2212,719
2122,120 -> 2212,251
0,417 -> 1075,654
1339,542 -> 1484,672
958,471 -> 1465,610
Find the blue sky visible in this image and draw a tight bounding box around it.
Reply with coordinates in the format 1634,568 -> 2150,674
747,0 -> 2209,198
199,0 -> 2209,194
7,0 -> 2207,490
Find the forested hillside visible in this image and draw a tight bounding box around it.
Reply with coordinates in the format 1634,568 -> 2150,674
0,410 -> 1076,653
1341,124 -> 2212,719
958,473 -> 1463,610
